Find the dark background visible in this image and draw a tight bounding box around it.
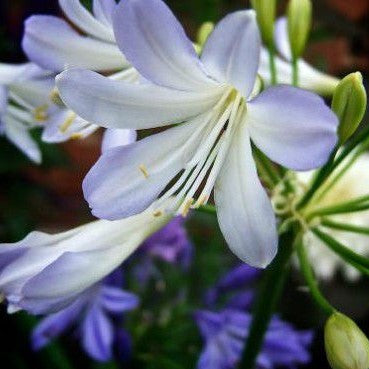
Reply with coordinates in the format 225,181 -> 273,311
0,1 -> 368,368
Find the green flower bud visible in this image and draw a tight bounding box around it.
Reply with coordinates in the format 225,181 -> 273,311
325,312 -> 369,369
251,0 -> 277,47
332,72 -> 367,144
287,0 -> 312,59
197,22 -> 214,48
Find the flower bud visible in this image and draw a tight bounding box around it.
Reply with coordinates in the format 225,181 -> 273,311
251,0 -> 277,47
197,22 -> 214,48
332,72 -> 367,144
325,312 -> 369,369
287,0 -> 312,59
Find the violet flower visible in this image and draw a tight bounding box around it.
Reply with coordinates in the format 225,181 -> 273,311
57,0 -> 338,268
32,269 -> 138,362
195,309 -> 313,369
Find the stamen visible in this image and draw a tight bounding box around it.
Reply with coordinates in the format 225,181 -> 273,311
34,105 -> 49,122
181,198 -> 194,217
153,209 -> 163,217
49,88 -> 64,106
70,133 -> 83,140
139,164 -> 149,178
60,113 -> 76,133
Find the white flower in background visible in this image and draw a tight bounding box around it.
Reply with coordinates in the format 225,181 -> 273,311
299,155 -> 369,281
0,63 -> 54,163
0,203 -> 171,315
57,0 -> 338,268
259,17 -> 339,96
22,0 -> 139,142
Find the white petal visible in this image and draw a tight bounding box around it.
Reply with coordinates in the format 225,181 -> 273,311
0,86 -> 7,115
101,128 -> 137,153
57,68 -> 223,129
214,122 -> 277,268
23,16 -> 126,72
247,85 -> 338,171
0,63 -> 32,84
201,10 -> 261,98
112,0 -> 213,91
93,0 -> 116,26
3,118 -> 41,163
83,116 -> 207,220
59,0 -> 114,42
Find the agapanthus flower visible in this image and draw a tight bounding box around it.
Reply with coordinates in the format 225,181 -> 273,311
32,270 -> 138,362
0,205 -> 171,315
194,309 -> 313,369
23,0 -> 127,73
57,0 -> 338,268
298,154 -> 369,281
0,63 -> 55,163
23,0 -> 140,141
259,17 -> 339,96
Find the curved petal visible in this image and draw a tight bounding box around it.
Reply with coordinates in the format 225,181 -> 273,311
101,286 -> 139,313
56,69 -> 223,129
0,63 -> 32,84
274,17 -> 291,60
93,0 -> 116,26
59,0 -> 114,42
201,10 -> 260,98
214,122 -> 277,268
112,0 -> 213,91
82,305 -> 114,361
101,129 -> 137,153
247,85 -> 338,171
31,299 -> 83,349
23,16 -> 126,72
83,116 -> 207,220
3,118 -> 41,164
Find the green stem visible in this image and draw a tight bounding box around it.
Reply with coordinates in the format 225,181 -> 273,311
268,46 -> 277,85
306,194 -> 369,220
321,219 -> 369,235
312,228 -> 369,270
253,146 -> 281,187
292,58 -> 299,87
296,235 -> 336,315
239,232 -> 294,369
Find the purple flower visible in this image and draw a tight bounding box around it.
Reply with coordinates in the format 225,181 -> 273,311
32,270 -> 139,362
194,309 -> 313,369
205,264 -> 260,307
131,217 -> 193,285
57,0 -> 338,268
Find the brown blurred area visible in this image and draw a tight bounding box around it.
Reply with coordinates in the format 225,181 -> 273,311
0,0 -> 368,235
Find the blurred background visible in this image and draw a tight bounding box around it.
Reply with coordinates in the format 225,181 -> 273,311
0,0 -> 368,368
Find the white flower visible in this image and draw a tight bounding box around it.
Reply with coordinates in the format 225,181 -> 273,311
57,0 -> 338,267
298,154 -> 369,281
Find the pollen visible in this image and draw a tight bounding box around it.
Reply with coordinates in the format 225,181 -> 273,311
60,113 -> 76,133
70,133 -> 83,140
33,105 -> 49,122
181,198 -> 194,217
49,88 -> 63,106
139,164 -> 149,178
153,209 -> 163,217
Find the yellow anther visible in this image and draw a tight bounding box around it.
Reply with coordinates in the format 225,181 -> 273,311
181,198 -> 194,217
139,164 -> 149,179
49,88 -> 64,106
197,195 -> 209,207
70,133 -> 83,140
34,105 -> 49,122
153,210 -> 163,217
59,113 -> 76,133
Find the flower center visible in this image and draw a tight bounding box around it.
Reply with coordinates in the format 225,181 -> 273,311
154,87 -> 247,217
